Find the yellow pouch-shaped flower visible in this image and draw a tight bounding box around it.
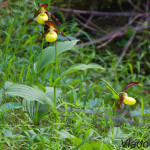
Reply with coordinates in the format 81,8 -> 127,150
123,95 -> 136,105
45,31 -> 58,42
36,13 -> 48,24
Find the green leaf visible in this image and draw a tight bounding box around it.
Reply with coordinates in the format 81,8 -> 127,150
33,0 -> 51,10
4,82 -> 54,108
58,35 -> 78,41
71,138 -> 93,150
0,90 -> 2,104
34,40 -> 78,73
22,100 -> 49,124
1,102 -> 22,110
57,130 -> 75,139
2,129 -> 12,137
131,108 -> 150,116
57,130 -> 94,150
54,64 -> 105,86
71,129 -> 94,150
45,87 -> 62,101
22,87 -> 62,124
100,79 -> 119,100
58,130 -> 113,150
90,141 -> 112,150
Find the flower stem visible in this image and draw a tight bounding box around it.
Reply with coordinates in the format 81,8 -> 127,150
54,41 -> 59,126
54,86 -> 56,109
54,41 -> 58,109
54,41 -> 59,78
35,26 -> 44,126
34,101 -> 38,125
38,25 -> 44,73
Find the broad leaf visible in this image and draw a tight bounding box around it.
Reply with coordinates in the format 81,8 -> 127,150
1,102 -> 22,110
131,108 -> 150,116
22,87 -> 62,123
100,79 -> 119,100
4,82 -> 54,108
34,40 -> 78,73
22,100 -> 49,123
90,142 -> 112,150
58,130 -> 112,150
54,64 -> 105,86
57,130 -> 93,150
45,87 -> 62,101
0,90 -> 2,104
57,35 -> 78,41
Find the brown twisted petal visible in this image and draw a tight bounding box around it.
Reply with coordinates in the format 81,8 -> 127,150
48,12 -> 61,24
26,9 -> 41,25
38,3 -> 48,8
123,82 -> 139,92
44,20 -> 55,27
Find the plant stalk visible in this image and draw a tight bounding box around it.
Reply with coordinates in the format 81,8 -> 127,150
54,41 -> 59,109
35,101 -> 38,125
54,41 -> 59,126
34,26 -> 44,125
37,25 -> 44,74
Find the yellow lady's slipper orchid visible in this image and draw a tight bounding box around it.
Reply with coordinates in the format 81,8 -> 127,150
117,82 -> 139,109
45,31 -> 58,42
36,20 -> 71,43
26,3 -> 61,25
17,135 -> 23,139
123,93 -> 136,105
36,13 -> 48,24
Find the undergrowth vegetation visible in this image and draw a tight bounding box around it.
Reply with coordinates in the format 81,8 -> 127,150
0,0 -> 150,150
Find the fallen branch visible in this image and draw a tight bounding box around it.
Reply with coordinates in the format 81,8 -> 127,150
75,13 -> 107,34
76,14 -> 94,36
51,6 -> 149,50
51,6 -> 148,17
77,15 -> 142,48
118,31 -> 136,63
75,17 -> 103,33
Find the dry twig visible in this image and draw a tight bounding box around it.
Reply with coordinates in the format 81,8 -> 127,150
75,14 -> 107,34
51,6 -> 148,17
118,31 -> 136,63
51,5 -> 149,50
76,14 -> 94,36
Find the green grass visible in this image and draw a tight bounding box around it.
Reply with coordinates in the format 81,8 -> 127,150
0,0 -> 150,149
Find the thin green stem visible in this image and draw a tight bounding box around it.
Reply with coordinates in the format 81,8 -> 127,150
54,41 -> 59,109
37,25 -> 44,76
34,26 -> 44,125
50,64 -> 54,86
54,41 -> 59,78
54,41 -> 59,127
54,86 -> 56,109
34,101 -> 38,126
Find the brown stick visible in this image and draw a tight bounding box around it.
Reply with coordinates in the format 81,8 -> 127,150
146,0 -> 150,12
75,14 -> 107,34
79,14 -> 141,48
128,0 -> 150,22
118,31 -> 136,63
51,6 -> 148,17
75,17 -> 102,33
76,14 -> 94,36
65,0 -> 72,19
128,0 -> 145,14
78,24 -> 150,48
